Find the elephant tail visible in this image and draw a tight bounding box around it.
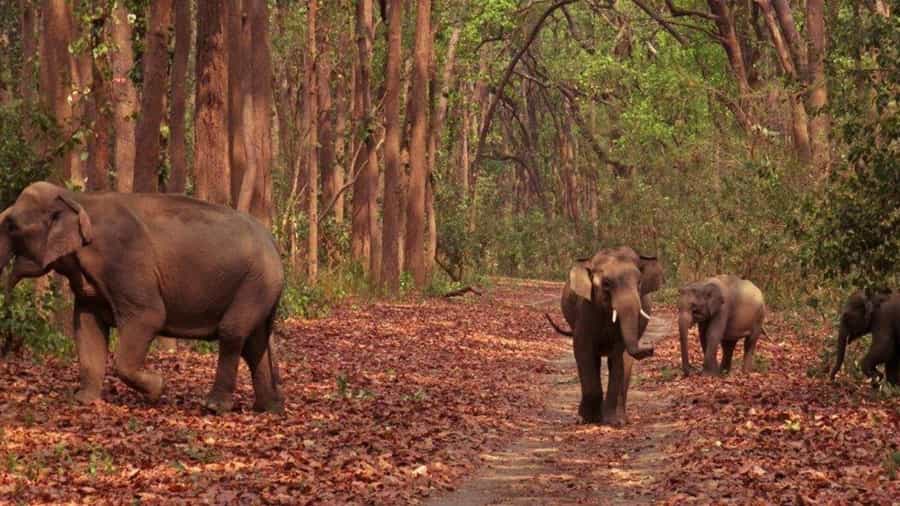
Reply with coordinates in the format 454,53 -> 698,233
544,313 -> 573,337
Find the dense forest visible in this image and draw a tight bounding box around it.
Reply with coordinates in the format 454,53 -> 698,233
0,0 -> 897,305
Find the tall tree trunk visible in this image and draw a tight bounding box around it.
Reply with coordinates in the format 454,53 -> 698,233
381,0 -> 403,292
40,0 -> 78,182
756,0 -> 812,163
332,54 -> 349,225
111,3 -> 138,192
306,0 -> 319,283
244,0 -> 274,225
167,0 -> 191,194
424,26 -> 460,275
403,0 -> 431,289
86,8 -> 111,191
318,28 -> 336,223
228,0 -> 249,206
351,0 -> 376,269
19,0 -> 37,104
134,0 -> 174,193
805,0 -> 830,175
458,95 -> 470,194
195,0 -> 231,205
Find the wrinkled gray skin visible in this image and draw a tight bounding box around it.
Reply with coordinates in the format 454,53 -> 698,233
545,247 -> 662,425
830,290 -> 899,386
678,275 -> 765,376
0,182 -> 285,414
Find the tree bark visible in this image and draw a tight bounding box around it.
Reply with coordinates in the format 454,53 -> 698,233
195,0 -> 231,205
424,26 -> 460,274
228,0 -> 249,206
332,52 -> 349,225
805,0 -> 830,174
380,0 -> 403,292
40,0 -> 79,182
245,0 -> 274,225
756,0 -> 812,163
167,0 -> 191,194
403,0 -> 431,289
111,2 -> 138,193
318,27 -> 336,224
134,0 -> 174,193
19,0 -> 37,104
86,7 -> 111,191
351,0 -> 377,271
306,0 -> 319,283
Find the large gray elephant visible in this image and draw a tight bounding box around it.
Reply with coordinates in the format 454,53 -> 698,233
677,275 -> 765,376
830,290 -> 899,386
0,182 -> 285,414
545,246 -> 662,425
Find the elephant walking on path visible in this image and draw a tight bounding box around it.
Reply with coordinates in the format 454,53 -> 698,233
677,275 -> 766,376
545,246 -> 662,425
0,182 -> 285,414
830,290 -> 900,386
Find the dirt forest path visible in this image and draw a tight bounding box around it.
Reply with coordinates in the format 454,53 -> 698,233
428,278 -> 900,505
428,280 -> 679,505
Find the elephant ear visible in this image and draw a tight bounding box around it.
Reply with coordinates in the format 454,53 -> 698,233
703,282 -> 725,313
637,255 -> 663,295
569,264 -> 595,301
42,195 -> 93,268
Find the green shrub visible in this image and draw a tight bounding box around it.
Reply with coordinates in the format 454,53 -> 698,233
0,279 -> 72,359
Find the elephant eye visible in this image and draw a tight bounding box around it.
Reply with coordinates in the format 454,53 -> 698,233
50,210 -> 62,221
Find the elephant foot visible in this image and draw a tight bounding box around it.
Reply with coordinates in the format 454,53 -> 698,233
144,375 -> 165,403
73,388 -> 102,405
701,368 -> 720,377
202,394 -> 234,415
253,397 -> 285,415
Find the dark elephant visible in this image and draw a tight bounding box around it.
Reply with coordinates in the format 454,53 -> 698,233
677,275 -> 765,376
0,182 -> 285,413
830,290 -> 899,386
545,246 -> 662,425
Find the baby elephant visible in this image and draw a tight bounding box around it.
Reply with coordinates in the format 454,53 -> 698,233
678,275 -> 766,376
830,289 -> 899,386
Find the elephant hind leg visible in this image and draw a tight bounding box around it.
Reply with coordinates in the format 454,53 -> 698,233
205,284 -> 280,414
721,340 -> 737,373
885,353 -> 899,386
241,317 -> 284,413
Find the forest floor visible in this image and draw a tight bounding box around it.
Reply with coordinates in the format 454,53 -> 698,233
0,278 -> 897,504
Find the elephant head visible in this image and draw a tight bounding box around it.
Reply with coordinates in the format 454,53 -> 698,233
568,249 -> 661,360
830,289 -> 890,381
0,182 -> 93,283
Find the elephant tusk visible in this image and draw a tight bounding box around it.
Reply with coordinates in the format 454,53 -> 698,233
640,309 -> 652,320
612,309 -> 617,323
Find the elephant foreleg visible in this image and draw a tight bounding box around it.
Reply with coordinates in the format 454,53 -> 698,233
574,332 -> 603,424
73,303 -> 110,404
698,322 -> 709,354
113,320 -> 164,401
603,349 -> 626,426
617,352 -> 634,424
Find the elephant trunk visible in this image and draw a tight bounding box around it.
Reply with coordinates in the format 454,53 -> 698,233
678,310 -> 693,374
614,289 -> 653,360
829,326 -> 848,381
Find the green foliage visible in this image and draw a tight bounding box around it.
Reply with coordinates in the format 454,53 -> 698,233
0,102 -> 59,208
0,279 -> 72,359
801,4 -> 900,290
